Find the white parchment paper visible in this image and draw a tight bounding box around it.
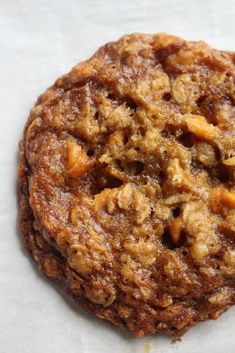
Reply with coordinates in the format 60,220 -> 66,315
0,0 -> 234,352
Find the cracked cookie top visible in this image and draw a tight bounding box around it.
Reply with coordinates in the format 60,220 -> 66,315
21,33 -> 235,336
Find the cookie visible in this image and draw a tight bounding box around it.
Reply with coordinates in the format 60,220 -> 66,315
18,33 -> 235,337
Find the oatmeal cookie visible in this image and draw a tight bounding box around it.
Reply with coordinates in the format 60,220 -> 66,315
18,33 -> 235,337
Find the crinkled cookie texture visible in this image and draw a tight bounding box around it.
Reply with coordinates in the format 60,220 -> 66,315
18,33 -> 235,338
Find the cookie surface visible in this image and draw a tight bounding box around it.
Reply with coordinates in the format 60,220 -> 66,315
18,33 -> 235,337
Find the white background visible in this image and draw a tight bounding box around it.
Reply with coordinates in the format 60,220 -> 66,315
0,0 -> 234,352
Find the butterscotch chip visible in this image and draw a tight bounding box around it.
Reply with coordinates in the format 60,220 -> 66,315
185,114 -> 218,140
18,33 -> 235,338
66,139 -> 92,178
222,156 -> 235,166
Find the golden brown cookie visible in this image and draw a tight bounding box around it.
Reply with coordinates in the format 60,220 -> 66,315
18,33 -> 235,338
